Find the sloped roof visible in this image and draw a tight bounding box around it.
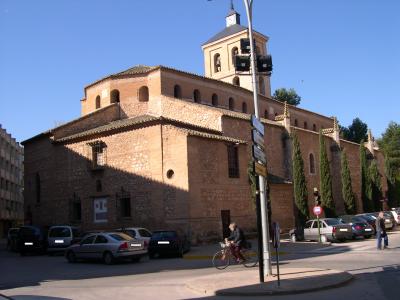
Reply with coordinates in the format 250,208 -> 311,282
203,24 -> 248,46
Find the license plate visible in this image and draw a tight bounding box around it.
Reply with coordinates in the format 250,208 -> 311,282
130,243 -> 141,247
55,240 -> 64,244
339,229 -> 348,232
158,241 -> 170,244
365,228 -> 372,232
24,242 -> 33,246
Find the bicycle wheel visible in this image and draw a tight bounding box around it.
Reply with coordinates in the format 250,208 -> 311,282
242,249 -> 258,268
212,250 -> 230,270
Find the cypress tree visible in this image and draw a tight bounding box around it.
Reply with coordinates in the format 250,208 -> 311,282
369,160 -> 382,211
292,132 -> 309,226
319,131 -> 336,217
360,142 -> 373,212
341,151 -> 356,214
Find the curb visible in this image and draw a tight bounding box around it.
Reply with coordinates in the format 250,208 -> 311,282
215,273 -> 354,296
186,269 -> 354,296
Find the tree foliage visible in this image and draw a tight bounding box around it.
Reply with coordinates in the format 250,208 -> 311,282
378,121 -> 400,207
340,118 -> 368,143
368,160 -> 382,211
319,131 -> 336,217
341,151 -> 356,214
360,141 -> 373,212
272,88 -> 301,106
292,132 -> 309,225
247,160 -> 257,209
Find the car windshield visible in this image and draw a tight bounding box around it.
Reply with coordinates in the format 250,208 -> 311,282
109,233 -> 132,241
152,231 -> 177,239
325,219 -> 342,226
49,227 -> 71,238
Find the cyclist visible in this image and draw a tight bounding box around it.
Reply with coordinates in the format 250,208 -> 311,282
225,222 -> 246,263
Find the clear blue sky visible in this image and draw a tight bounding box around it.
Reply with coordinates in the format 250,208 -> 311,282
1,0 -> 399,143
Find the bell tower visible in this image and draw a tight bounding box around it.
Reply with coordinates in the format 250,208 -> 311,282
202,1 -> 271,97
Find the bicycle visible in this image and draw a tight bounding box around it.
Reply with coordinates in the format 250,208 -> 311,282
212,241 -> 258,270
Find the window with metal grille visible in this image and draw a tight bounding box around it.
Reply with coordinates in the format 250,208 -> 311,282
90,142 -> 107,169
227,145 -> 239,178
120,197 -> 131,218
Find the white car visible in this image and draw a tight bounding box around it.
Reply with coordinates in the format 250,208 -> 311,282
390,208 -> 400,225
115,227 -> 152,248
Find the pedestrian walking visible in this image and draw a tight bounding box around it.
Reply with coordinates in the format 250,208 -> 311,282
376,211 -> 388,250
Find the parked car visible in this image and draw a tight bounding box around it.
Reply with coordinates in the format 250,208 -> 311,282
290,218 -> 353,243
47,225 -> 81,253
65,232 -> 147,265
364,212 -> 394,230
17,225 -> 48,255
389,208 -> 400,225
356,214 -> 377,232
6,227 -> 20,251
115,227 -> 152,248
383,211 -> 397,229
148,230 -> 190,258
338,215 -> 375,238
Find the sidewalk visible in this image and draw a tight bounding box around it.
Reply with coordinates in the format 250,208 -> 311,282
186,267 -> 353,296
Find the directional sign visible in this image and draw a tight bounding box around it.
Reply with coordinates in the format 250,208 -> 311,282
254,161 -> 267,177
251,115 -> 264,136
252,145 -> 266,165
252,129 -> 265,150
313,206 -> 323,216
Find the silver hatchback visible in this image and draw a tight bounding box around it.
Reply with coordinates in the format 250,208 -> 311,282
65,232 -> 147,264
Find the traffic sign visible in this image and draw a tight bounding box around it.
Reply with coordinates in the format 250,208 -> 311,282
254,161 -> 267,177
252,129 -> 265,150
251,115 -> 264,136
313,206 -> 323,216
252,145 -> 266,165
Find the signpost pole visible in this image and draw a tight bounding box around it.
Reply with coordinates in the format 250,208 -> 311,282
317,214 -> 321,243
244,0 -> 272,277
255,180 -> 264,283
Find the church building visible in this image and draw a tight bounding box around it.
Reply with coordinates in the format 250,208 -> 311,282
22,6 -> 387,244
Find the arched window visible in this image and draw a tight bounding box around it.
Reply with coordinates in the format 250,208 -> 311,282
35,173 -> 41,204
212,94 -> 218,106
95,95 -> 101,109
229,97 -> 234,110
138,86 -> 149,102
214,53 -> 221,73
304,121 -> 308,129
193,89 -> 201,103
313,124 -> 317,131
231,47 -> 239,65
309,153 -> 315,174
233,76 -> 240,86
242,102 -> 247,113
259,77 -> 265,95
264,110 -> 268,119
110,89 -> 120,103
174,85 -> 182,99
294,119 -> 298,127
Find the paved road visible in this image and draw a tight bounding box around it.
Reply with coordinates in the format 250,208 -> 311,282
1,231 -> 400,300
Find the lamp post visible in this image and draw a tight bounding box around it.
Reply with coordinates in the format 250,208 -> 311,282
242,0 -> 272,276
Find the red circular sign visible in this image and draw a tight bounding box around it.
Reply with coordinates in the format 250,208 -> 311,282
313,206 -> 323,216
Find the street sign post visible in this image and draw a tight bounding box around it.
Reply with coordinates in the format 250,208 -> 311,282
313,206 -> 323,243
252,129 -> 265,149
252,145 -> 266,165
254,161 -> 267,177
272,222 -> 281,287
251,115 -> 265,136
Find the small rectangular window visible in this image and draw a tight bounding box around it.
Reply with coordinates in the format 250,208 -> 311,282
90,142 -> 107,169
227,145 -> 240,178
73,201 -> 82,221
120,198 -> 131,218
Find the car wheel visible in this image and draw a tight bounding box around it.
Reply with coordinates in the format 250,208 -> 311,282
103,251 -> 114,265
290,234 -> 297,243
321,235 -> 328,243
66,251 -> 76,263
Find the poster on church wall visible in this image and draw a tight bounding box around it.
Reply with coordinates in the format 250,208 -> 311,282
94,198 -> 108,223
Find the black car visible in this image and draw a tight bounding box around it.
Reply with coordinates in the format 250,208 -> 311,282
338,215 -> 375,238
6,227 -> 20,251
148,230 -> 190,258
17,226 -> 48,255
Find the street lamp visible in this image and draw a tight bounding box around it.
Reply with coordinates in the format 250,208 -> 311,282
242,0 -> 272,277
